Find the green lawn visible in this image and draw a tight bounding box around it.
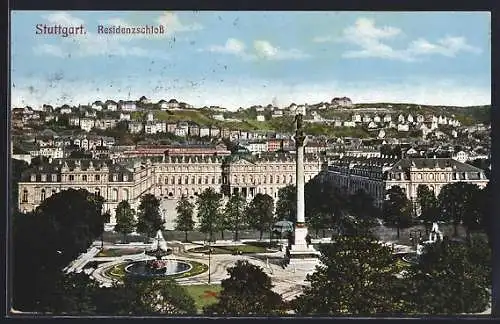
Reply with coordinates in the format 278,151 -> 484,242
96,248 -> 144,257
393,258 -> 412,272
154,110 -> 213,125
183,284 -> 222,311
188,244 -> 269,254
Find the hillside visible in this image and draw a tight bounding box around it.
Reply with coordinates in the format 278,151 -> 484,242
352,103 -> 490,125
127,102 -> 489,136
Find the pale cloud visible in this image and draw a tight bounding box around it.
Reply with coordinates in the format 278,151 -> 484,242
315,17 -> 481,62
35,11 -> 202,58
33,44 -> 66,58
408,36 -> 482,57
253,40 -> 309,60
206,38 -> 246,55
202,38 -> 309,61
156,12 -> 203,32
43,11 -> 84,26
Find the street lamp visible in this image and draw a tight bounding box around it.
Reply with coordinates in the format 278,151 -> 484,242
161,209 -> 167,222
206,246 -> 213,284
409,229 -> 422,249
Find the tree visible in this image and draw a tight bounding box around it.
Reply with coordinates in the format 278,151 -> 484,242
294,236 -> 407,315
94,278 -> 196,315
224,193 -> 247,241
403,239 -> 490,314
416,185 -> 439,234
204,260 -> 283,315
438,182 -> 482,238
480,183 -> 493,249
383,186 -> 412,239
10,158 -> 29,214
305,180 -> 337,237
114,200 -> 136,243
197,188 -> 223,242
275,185 -> 296,222
13,189 -> 106,312
175,196 -> 195,242
136,194 -> 164,238
246,193 -> 275,240
349,189 -> 375,220
44,272 -> 101,315
461,185 -> 484,241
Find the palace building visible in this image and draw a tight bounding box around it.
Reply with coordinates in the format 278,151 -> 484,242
321,157 -> 489,209
18,152 -> 324,225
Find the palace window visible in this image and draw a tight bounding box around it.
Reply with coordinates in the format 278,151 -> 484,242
95,188 -> 100,196
41,189 -> 46,201
211,177 -> 215,184
52,174 -> 57,182
185,177 -> 189,185
22,189 -> 28,203
205,176 -> 209,184
198,177 -> 202,184
112,188 -> 118,201
69,175 -> 75,181
218,177 -> 222,184
191,177 -> 195,184
113,174 -> 118,182
95,175 -> 100,181
41,174 -> 47,182
82,175 -> 87,182
178,177 -> 182,185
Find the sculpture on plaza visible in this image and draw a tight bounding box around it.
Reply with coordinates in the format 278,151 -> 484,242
416,222 -> 443,257
145,230 -> 172,273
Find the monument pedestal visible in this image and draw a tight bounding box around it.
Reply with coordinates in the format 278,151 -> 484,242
287,227 -> 321,274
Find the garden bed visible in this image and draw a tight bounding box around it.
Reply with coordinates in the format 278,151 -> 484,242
96,248 -> 145,257
187,244 -> 269,254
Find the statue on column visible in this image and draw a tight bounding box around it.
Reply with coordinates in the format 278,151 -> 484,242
294,106 -> 307,147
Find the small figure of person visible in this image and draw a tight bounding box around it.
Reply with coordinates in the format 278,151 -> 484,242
305,234 -> 312,247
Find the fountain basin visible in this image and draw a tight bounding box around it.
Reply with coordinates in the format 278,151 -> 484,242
125,259 -> 192,278
401,252 -> 419,265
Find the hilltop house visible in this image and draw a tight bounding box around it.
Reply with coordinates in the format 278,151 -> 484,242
106,100 -> 118,111
158,100 -> 168,110
120,101 -> 137,112
168,99 -> 180,109
331,97 -> 353,107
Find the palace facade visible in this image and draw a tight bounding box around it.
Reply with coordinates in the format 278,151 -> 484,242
321,157 -> 489,209
18,152 -> 324,224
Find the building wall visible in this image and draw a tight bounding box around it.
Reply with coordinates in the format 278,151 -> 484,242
322,158 -> 489,210
18,154 -> 325,227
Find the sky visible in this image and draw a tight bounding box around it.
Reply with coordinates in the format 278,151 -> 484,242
11,11 -> 491,109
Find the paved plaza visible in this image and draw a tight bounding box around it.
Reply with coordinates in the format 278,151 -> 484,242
71,238 -> 415,302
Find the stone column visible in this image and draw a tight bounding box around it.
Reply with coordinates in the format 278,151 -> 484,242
291,110 -> 311,251
296,137 -> 306,225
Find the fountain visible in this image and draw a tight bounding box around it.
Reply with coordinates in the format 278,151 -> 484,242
124,230 -> 192,278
